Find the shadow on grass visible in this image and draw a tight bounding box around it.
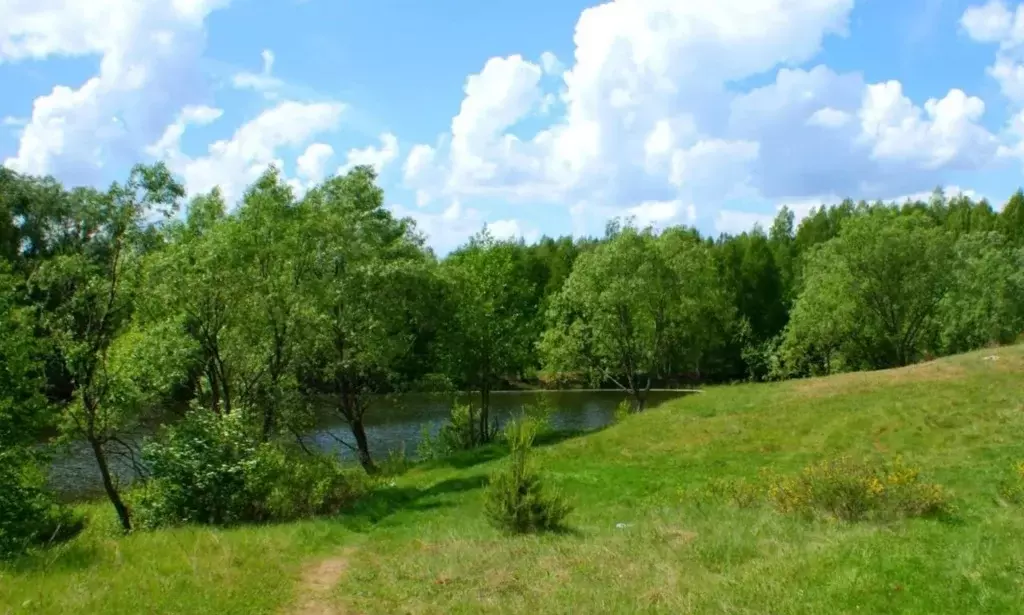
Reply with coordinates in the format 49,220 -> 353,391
340,475 -> 489,531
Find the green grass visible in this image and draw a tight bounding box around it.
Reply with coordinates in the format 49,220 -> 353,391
4,346 -> 1024,614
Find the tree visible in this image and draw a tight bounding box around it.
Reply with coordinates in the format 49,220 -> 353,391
31,164 -> 184,532
298,166 -> 432,472
140,189 -> 235,416
228,168 -> 307,439
440,231 -> 537,442
782,210 -> 954,374
541,224 -> 723,409
938,232 -> 1024,354
1000,189 -> 1024,246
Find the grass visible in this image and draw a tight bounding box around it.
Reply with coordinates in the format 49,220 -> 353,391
4,345 -> 1024,613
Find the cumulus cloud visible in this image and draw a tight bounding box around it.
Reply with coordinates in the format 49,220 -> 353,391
1,0 -> 230,182
402,0 -> 995,235
231,49 -> 284,98
149,100 -> 345,205
390,201 -> 537,254
338,132 -> 399,175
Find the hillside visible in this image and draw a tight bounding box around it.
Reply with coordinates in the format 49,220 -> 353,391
3,345 -> 1024,614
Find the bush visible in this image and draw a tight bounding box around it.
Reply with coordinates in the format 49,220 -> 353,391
134,410 -> 369,528
998,461 -> 1024,505
767,456 -> 952,522
485,418 -> 571,534
613,399 -> 633,423
702,475 -> 764,509
418,402 -> 483,460
0,450 -> 82,559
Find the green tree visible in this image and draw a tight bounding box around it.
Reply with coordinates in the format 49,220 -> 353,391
1000,189 -> 1024,246
298,167 -> 432,472
782,210 -> 954,374
938,232 -> 1024,354
440,231 -> 537,442
31,164 -> 185,532
541,224 -> 723,409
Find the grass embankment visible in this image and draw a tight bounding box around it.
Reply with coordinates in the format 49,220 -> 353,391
3,346 -> 1024,614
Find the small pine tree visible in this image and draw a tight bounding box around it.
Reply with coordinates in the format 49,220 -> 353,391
485,418 -> 571,534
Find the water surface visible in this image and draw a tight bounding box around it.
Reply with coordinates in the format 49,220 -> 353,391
50,389 -> 691,498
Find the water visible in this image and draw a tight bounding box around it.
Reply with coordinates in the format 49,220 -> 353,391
49,389 -> 691,499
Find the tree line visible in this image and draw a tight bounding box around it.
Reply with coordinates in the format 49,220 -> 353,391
3,162 -> 1024,540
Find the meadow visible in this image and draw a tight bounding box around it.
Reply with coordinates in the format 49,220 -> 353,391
3,344 -> 1023,614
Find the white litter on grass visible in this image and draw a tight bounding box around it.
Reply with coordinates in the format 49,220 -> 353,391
983,355 -> 1000,361
615,522 -> 632,529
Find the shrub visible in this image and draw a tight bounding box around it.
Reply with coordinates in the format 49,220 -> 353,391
613,399 -> 633,423
134,410 -> 369,528
418,402 -> 483,460
767,456 -> 952,522
998,461 -> 1024,505
246,447 -> 371,521
485,418 -> 571,534
702,475 -> 764,509
0,450 -> 82,559
379,445 -> 413,477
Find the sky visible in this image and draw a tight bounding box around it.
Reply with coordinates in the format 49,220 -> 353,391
3,0 -> 1024,253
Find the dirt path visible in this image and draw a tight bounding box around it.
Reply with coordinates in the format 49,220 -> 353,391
283,550 -> 353,615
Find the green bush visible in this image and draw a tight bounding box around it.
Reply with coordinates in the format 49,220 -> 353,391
485,418 -> 571,534
418,402 -> 481,460
613,399 -> 633,423
0,450 -> 82,559
767,456 -> 952,522
134,410 -> 369,528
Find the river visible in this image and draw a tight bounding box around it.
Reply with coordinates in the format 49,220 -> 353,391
49,389 -> 691,499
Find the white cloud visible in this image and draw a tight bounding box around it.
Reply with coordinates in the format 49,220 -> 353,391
858,82 -> 995,169
150,100 -> 344,204
539,51 -> 563,75
390,200 -> 535,254
338,132 -> 399,175
296,142 -> 334,182
231,48 -> 284,98
961,1 -> 1016,45
715,210 -> 775,235
2,0 -> 230,182
807,106 -> 851,128
402,0 -> 999,230
487,218 -> 540,243
2,116 -> 26,127
626,199 -> 696,228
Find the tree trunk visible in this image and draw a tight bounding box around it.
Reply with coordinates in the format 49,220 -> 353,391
208,364 -> 221,415
479,382 -> 491,443
89,437 -> 132,533
350,417 -> 376,474
261,406 -> 275,442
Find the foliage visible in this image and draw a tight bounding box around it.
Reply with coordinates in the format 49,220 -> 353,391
782,210 -> 955,374
937,232 -> 1024,354
417,402 -> 482,460
766,456 -> 952,522
440,230 -> 539,441
612,399 -> 633,424
0,450 -> 83,559
296,166 -> 435,472
134,410 -> 369,528
484,418 -> 571,534
541,224 -> 728,408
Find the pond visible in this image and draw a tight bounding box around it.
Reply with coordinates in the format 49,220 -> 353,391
49,389 -> 693,499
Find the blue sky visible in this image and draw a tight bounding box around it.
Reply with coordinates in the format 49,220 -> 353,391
3,0 -> 1024,252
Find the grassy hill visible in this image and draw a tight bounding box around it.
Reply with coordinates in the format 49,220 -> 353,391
3,345 -> 1024,614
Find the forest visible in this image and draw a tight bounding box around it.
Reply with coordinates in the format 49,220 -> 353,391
3,161 -> 1024,556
